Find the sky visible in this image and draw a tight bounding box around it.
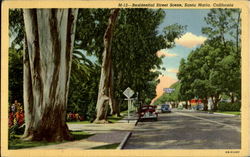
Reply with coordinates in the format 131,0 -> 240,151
157,9 -> 210,80
153,9 -> 210,101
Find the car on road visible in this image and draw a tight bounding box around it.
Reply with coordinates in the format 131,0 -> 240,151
139,105 -> 158,121
161,104 -> 171,113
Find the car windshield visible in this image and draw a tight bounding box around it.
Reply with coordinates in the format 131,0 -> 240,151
162,104 -> 169,108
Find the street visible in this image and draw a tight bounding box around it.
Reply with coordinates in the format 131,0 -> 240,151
124,110 -> 241,149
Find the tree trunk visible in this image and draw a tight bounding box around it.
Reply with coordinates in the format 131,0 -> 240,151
203,98 -> 208,111
231,93 -> 235,103
109,64 -> 120,116
94,9 -> 120,123
185,101 -> 188,109
22,9 -> 78,142
212,94 -> 221,111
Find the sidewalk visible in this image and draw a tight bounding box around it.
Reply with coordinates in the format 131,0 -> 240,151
25,114 -> 138,150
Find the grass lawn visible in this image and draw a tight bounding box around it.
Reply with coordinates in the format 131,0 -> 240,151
215,111 -> 241,115
107,115 -> 124,123
91,143 -> 119,149
107,110 -> 129,123
9,131 -> 94,149
66,110 -> 128,124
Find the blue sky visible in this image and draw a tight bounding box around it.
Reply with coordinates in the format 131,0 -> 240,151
157,9 -> 210,79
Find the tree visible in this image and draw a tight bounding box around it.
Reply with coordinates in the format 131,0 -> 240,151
22,9 -> 78,141
111,9 -> 185,113
95,9 -> 120,123
176,9 -> 241,111
202,9 -> 241,103
178,58 -> 194,105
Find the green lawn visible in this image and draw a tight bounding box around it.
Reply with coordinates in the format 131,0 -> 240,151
107,115 -> 124,123
107,110 -> 130,123
215,111 -> 241,115
66,110 -> 128,124
9,131 -> 94,149
91,143 -> 119,149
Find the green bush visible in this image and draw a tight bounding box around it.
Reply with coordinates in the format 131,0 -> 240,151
218,101 -> 241,111
86,102 -> 96,122
9,124 -> 25,140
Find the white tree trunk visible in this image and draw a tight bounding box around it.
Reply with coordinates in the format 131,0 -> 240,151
94,9 -> 119,123
22,9 -> 78,141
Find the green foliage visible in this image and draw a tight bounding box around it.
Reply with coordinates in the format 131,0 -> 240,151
9,124 -> 25,140
177,9 -> 241,106
9,9 -> 24,50
163,24 -> 187,48
67,62 -> 100,121
111,9 -> 185,106
218,102 -> 241,111
75,9 -> 110,61
75,8 -> 185,109
112,9 -> 166,106
9,48 -> 23,105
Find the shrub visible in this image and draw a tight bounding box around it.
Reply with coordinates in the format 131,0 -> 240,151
85,102 -> 96,122
9,124 -> 25,140
218,101 -> 241,111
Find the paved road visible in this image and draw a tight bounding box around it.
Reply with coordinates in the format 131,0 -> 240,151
124,110 -> 241,149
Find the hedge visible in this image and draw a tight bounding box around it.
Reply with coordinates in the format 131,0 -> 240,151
217,101 -> 241,111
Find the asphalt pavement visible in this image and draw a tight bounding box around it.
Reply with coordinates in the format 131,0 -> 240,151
124,110 -> 241,149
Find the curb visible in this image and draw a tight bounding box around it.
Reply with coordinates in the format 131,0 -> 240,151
135,117 -> 139,126
116,118 -> 138,149
116,132 -> 132,150
212,112 -> 239,117
116,115 -> 139,149
192,110 -> 239,117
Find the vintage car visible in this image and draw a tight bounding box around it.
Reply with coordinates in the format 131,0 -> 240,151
139,105 -> 158,121
161,104 -> 171,113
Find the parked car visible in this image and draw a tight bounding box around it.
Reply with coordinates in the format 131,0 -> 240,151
161,104 -> 171,113
196,103 -> 204,110
139,105 -> 158,121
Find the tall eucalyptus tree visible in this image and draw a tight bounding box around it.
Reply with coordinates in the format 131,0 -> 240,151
22,9 -> 78,141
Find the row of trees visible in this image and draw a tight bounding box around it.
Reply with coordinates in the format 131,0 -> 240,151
154,9 -> 241,111
9,8 -> 184,141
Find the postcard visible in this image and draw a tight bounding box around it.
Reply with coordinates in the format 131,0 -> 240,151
1,0 -> 250,157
